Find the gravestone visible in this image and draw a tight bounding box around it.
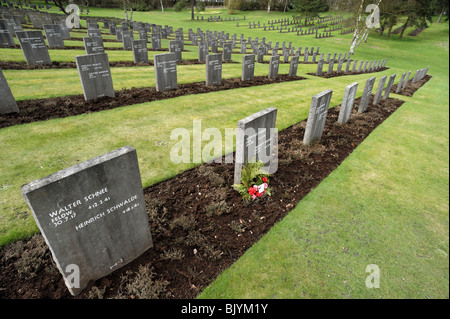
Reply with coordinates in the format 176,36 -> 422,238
198,41 -> 208,62
43,24 -> 64,48
336,58 -> 344,73
289,55 -> 299,77
241,54 -> 255,81
234,107 -> 278,185
0,68 -> 19,114
16,30 -> 51,65
87,29 -> 101,38
206,53 -> 222,86
169,40 -> 182,62
83,36 -> 105,55
122,30 -> 133,50
75,53 -> 115,101
383,73 -> 396,100
303,90 -> 333,145
222,42 -> 232,61
327,59 -> 334,75
402,71 -> 411,90
316,58 -> 324,76
337,82 -> 358,124
151,33 -> 161,50
0,19 -> 15,47
268,55 -> 280,80
373,75 -> 387,105
132,39 -> 148,64
58,20 -> 71,40
154,52 -> 177,92
396,72 -> 406,93
358,77 -> 376,113
21,146 -> 153,296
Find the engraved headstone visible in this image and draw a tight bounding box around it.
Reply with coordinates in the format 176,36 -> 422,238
316,58 -> 324,76
87,29 -> 101,38
83,36 -> 105,55
21,146 -> 153,296
122,30 -> 133,50
0,68 -> 19,114
241,54 -> 255,81
75,53 -> 115,101
337,82 -> 358,124
198,41 -> 208,62
154,52 -> 177,92
268,55 -> 280,80
169,40 -> 182,62
234,107 -> 278,185
0,19 -> 15,47
383,73 -> 396,100
373,75 -> 387,105
402,71 -> 411,90
289,55 -> 299,77
358,77 -> 376,113
206,53 -> 222,86
303,90 -> 333,145
395,72 -> 406,93
151,33 -> 161,50
223,42 -> 232,61
132,39 -> 148,64
43,24 -> 64,48
16,30 -> 51,65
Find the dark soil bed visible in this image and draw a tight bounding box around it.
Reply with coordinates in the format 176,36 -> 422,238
0,95 -> 405,299
0,59 -> 238,71
390,75 -> 432,96
307,67 -> 389,78
0,75 -> 305,129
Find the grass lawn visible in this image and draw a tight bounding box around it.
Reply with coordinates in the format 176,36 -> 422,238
0,6 -> 448,298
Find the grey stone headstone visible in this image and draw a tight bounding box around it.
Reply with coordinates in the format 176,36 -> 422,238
0,68 -> 19,114
169,40 -> 182,62
151,33 -> 161,50
337,59 -> 344,73
402,71 -> 411,90
198,41 -> 208,62
358,77 -> 376,113
240,41 -> 246,54
289,55 -> 299,77
396,72 -> 406,93
0,19 -> 15,47
268,55 -> 280,80
87,29 -> 101,38
345,59 -> 352,73
122,30 -> 134,50
383,73 -> 396,100
58,20 -> 71,40
206,53 -> 222,86
358,60 -> 364,72
363,60 -> 369,72
132,39 -> 148,64
373,75 -> 387,105
242,54 -> 255,81
154,52 -> 177,92
75,53 -> 115,101
352,60 -> 358,72
43,24 -> 64,48
234,107 -> 278,185
337,82 -> 358,124
83,36 -> 105,55
21,146 -> 153,296
303,90 -> 333,145
16,30 -> 51,66
327,59 -> 334,75
223,42 -> 232,61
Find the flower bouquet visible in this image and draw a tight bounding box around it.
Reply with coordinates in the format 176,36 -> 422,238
232,161 -> 272,201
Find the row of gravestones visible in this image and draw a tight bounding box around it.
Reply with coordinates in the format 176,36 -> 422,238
316,57 -> 388,76
18,66 -> 410,296
196,15 -> 246,22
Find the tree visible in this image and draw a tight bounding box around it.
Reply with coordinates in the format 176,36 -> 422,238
52,0 -> 69,14
292,0 -> 329,24
398,0 -> 433,39
433,0 -> 449,22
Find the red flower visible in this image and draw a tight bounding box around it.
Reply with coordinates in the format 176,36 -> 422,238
262,177 -> 268,183
256,191 -> 263,198
248,187 -> 256,196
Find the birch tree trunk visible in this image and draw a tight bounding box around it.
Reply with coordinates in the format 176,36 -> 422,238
160,0 -> 165,13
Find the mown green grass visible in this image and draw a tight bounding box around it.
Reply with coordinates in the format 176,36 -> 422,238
0,7 -> 448,298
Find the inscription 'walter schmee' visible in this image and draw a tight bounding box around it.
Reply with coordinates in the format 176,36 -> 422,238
21,146 -> 153,296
